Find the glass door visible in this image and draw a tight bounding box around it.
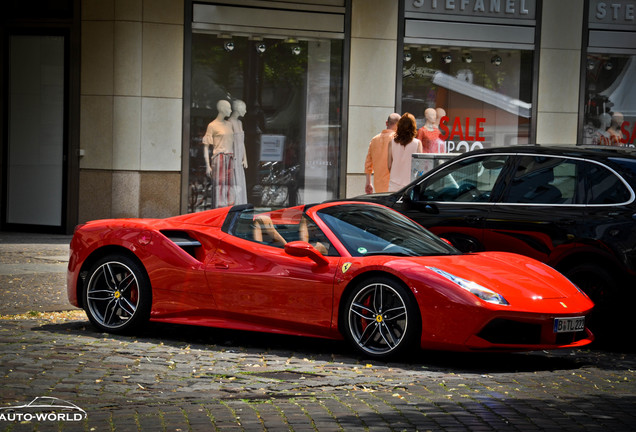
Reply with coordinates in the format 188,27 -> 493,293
5,34 -> 66,228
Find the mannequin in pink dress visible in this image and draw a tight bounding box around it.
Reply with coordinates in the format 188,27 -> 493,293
416,108 -> 445,153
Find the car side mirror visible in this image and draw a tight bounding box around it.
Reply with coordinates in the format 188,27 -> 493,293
404,185 -> 417,203
284,241 -> 329,266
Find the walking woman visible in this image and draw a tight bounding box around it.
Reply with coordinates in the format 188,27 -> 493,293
387,113 -> 423,192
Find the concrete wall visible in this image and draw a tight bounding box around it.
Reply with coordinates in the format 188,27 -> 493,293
535,0 -> 583,145
79,0 -> 183,222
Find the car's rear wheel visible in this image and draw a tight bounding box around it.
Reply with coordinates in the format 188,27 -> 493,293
83,254 -> 151,333
343,276 -> 420,359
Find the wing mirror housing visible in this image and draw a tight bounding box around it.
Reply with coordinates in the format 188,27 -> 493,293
284,241 -> 329,266
404,186 -> 416,204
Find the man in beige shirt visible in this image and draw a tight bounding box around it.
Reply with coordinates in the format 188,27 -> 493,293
364,113 -> 400,194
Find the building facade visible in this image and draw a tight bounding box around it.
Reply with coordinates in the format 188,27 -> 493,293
1,0 -> 634,233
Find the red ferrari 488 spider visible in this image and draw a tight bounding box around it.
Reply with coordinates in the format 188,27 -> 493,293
67,201 -> 594,359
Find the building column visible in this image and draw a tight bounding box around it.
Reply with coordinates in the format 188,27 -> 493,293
535,0 -> 584,145
346,0 -> 399,197
79,0 -> 183,222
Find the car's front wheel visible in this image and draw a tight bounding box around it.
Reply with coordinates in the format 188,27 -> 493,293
342,276 -> 420,359
83,254 -> 151,333
563,263 -> 616,309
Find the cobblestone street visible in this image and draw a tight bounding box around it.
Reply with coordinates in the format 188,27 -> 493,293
1,233 -> 636,431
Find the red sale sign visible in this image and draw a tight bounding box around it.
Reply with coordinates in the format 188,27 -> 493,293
439,116 -> 486,152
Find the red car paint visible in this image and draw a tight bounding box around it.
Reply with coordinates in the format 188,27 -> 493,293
68,201 -> 594,355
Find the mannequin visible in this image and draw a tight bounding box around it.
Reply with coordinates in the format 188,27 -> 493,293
229,100 -> 248,204
435,107 -> 446,128
416,108 -> 445,153
602,112 -> 624,146
202,100 -> 235,207
592,112 -> 612,146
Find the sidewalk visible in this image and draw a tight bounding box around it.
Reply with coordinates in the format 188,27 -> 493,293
0,232 -> 72,315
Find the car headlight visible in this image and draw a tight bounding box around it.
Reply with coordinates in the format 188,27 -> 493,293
426,267 -> 509,306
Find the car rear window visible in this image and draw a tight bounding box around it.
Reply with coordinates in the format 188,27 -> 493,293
585,160 -> 633,205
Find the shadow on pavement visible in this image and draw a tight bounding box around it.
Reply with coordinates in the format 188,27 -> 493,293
31,318 -> 634,374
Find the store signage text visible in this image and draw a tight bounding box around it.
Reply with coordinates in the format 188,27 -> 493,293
439,116 -> 485,152
592,1 -> 636,23
409,0 -> 535,18
620,121 -> 636,145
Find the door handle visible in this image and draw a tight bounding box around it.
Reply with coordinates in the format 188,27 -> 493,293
214,263 -> 229,269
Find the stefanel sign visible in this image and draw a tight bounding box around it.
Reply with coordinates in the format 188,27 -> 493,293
439,116 -> 486,152
589,1 -> 636,27
407,0 -> 536,20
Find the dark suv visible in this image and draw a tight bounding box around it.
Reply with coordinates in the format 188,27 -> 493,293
358,146 -> 636,314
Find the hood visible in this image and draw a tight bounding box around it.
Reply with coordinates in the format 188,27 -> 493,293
399,251 -> 583,303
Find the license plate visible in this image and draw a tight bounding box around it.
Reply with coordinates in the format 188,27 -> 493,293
553,316 -> 585,333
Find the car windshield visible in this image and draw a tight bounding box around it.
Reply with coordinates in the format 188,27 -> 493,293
317,204 -> 459,257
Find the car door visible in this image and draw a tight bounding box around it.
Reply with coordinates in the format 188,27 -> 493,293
483,154 -> 586,264
394,153 -> 512,252
580,158 -> 636,268
205,211 -> 340,336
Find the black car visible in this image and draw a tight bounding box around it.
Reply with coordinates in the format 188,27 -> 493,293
358,145 -> 636,317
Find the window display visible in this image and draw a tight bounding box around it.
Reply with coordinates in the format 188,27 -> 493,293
583,54 -> 636,147
189,34 -> 343,212
401,46 -> 533,152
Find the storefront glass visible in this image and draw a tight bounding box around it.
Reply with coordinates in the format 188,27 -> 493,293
401,46 -> 533,153
583,54 -> 636,147
188,34 -> 343,212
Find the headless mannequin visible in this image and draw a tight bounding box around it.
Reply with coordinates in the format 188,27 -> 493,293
229,100 -> 248,204
604,112 -> 624,146
202,100 -> 235,207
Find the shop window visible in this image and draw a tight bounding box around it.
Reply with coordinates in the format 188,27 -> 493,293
188,34 -> 343,212
401,47 -> 533,153
583,54 -> 636,148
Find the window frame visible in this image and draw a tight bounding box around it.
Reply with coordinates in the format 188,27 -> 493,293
407,152 -> 636,208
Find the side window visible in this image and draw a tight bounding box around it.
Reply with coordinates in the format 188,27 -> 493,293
417,155 -> 508,203
230,209 -> 336,255
584,161 -> 632,205
231,209 -> 302,248
505,156 -> 579,204
298,216 -> 336,256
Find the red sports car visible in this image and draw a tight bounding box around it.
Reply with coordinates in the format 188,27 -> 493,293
67,201 -> 594,359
